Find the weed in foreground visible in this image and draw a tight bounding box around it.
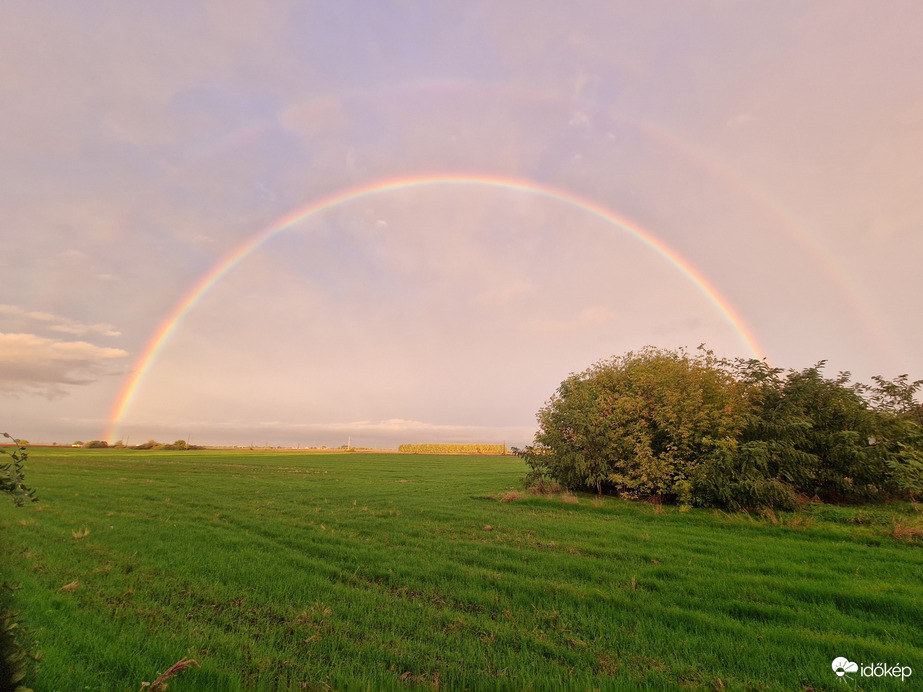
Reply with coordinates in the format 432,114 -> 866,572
891,519 -> 923,543
528,479 -> 563,495
783,515 -> 815,530
758,508 -> 779,525
139,657 -> 200,692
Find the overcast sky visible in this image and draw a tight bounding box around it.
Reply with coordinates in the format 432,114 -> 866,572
2,1 -> 921,448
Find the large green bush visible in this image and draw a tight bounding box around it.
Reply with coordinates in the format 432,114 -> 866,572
518,349 -> 923,508
517,347 -> 749,503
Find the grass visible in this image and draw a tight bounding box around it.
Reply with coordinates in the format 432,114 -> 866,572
1,448 -> 921,690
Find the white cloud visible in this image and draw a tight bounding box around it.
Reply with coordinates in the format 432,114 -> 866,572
475,280 -> 532,306
568,110 -> 590,127
55,249 -> 88,262
49,324 -> 121,337
0,332 -> 128,398
528,306 -> 617,334
725,113 -> 755,128
0,304 -> 121,337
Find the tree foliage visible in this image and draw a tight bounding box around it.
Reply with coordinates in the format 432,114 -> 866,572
517,348 -> 923,509
517,347 -> 748,502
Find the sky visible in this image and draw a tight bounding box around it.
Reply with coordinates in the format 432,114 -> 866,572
2,1 -> 921,449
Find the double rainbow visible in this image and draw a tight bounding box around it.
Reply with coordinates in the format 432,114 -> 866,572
105,174 -> 764,441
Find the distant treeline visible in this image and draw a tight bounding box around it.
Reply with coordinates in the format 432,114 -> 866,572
77,439 -> 202,451
398,443 -> 508,455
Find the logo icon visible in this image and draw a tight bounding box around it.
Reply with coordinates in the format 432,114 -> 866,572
832,657 -> 859,679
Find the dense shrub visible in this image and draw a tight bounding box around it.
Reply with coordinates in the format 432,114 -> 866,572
886,425 -> 923,496
692,443 -> 801,510
132,440 -> 160,450
516,347 -> 749,503
517,348 -> 923,509
83,440 -> 108,448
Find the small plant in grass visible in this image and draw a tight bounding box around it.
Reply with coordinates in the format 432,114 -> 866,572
499,490 -> 521,503
526,477 -> 562,495
758,507 -> 780,525
846,510 -> 877,525
0,607 -> 32,692
139,657 -> 200,691
891,519 -> 923,544
561,491 -> 580,504
1,434 -> 36,507
783,515 -> 815,530
1,434 -> 36,691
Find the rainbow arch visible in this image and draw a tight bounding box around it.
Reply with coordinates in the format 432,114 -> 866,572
200,80 -> 894,363
105,173 -> 765,442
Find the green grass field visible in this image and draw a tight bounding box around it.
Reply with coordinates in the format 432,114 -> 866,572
1,449 -> 921,690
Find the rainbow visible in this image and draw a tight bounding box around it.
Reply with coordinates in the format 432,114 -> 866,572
197,81 -> 894,364
105,174 -> 765,442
